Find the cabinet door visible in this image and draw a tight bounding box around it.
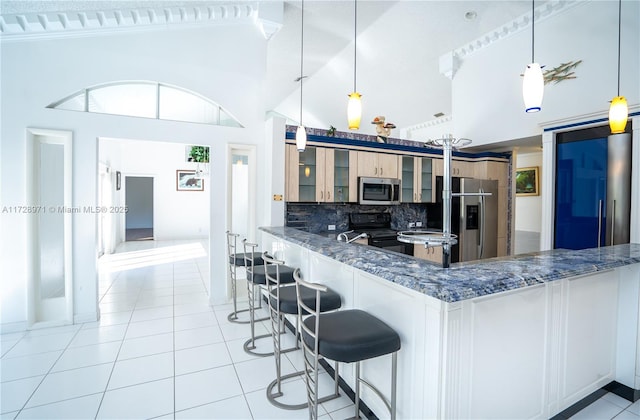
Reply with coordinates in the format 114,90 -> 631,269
286,144 -> 299,202
317,148 -> 330,202
298,147 -> 319,202
357,151 -> 379,177
418,157 -> 433,203
332,149 -> 353,203
378,153 -> 399,178
401,156 -> 416,203
414,245 -> 442,264
453,160 -> 475,177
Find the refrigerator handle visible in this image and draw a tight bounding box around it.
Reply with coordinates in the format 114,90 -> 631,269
479,187 -> 485,259
610,199 -> 616,245
597,200 -> 603,248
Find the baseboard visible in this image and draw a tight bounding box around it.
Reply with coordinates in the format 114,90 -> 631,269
0,320 -> 28,334
605,381 -> 640,403
551,381 -> 640,419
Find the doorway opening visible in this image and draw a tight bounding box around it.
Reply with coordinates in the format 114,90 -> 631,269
125,176 -> 154,241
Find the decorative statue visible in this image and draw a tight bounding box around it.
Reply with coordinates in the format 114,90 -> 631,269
371,116 -> 396,143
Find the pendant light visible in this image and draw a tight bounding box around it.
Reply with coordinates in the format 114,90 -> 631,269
347,0 -> 362,130
295,0 -> 307,152
522,0 -> 544,113
609,0 -> 628,134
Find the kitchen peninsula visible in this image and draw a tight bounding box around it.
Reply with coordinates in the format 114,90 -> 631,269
260,226 -> 640,419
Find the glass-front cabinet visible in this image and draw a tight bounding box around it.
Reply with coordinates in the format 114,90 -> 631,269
400,156 -> 433,203
286,145 -> 357,203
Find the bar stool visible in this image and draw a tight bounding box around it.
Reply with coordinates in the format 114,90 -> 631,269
226,231 -> 264,323
264,263 -> 342,410
295,270 -> 401,420
242,240 -> 296,356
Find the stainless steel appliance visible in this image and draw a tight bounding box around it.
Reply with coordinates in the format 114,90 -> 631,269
341,213 -> 414,256
427,177 -> 498,262
358,177 -> 401,205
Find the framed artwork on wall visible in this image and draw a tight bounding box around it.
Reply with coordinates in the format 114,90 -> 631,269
176,170 -> 204,191
516,166 -> 539,196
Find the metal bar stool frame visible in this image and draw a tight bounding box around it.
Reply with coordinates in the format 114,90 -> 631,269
225,231 -> 252,324
295,270 -> 399,420
242,240 -> 276,356
265,263 -> 341,410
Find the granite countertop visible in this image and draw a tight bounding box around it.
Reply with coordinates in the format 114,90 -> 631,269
260,226 -> 640,303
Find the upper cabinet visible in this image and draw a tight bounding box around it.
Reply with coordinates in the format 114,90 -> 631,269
400,156 -> 433,203
286,145 -> 357,203
357,151 -> 398,178
432,158 -> 475,178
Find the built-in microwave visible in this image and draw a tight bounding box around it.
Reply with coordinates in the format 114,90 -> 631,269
358,177 -> 401,205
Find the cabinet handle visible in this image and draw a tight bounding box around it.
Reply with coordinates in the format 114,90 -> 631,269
375,167 -> 378,175
380,167 -> 383,175
327,191 -> 330,200
414,192 -> 417,201
320,191 -> 323,200
419,193 -> 422,201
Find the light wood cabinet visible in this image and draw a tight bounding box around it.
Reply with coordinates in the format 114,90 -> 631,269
414,244 -> 443,264
357,151 -> 398,178
475,161 -> 510,256
432,158 -> 476,178
286,145 -> 357,203
400,156 -> 433,203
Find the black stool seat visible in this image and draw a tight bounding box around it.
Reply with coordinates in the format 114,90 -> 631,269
230,252 -> 264,266
303,309 -> 401,363
251,265 -> 295,285
270,285 -> 342,315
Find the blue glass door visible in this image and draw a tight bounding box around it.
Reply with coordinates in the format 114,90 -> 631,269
554,137 -> 607,250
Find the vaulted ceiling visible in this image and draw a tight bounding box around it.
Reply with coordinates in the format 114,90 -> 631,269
1,0 -> 548,140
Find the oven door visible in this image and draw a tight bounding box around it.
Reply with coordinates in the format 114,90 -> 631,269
369,237 -> 414,255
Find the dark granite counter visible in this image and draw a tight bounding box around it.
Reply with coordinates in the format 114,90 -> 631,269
260,226 -> 640,303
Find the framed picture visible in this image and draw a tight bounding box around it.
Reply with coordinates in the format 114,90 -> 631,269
516,166 -> 539,196
176,170 -> 204,191
116,171 -> 121,191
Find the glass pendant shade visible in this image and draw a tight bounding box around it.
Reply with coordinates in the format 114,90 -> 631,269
296,125 -> 307,152
347,92 -> 362,130
523,63 -> 544,113
609,96 -> 628,134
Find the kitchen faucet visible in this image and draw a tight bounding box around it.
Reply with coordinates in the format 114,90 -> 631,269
337,231 -> 368,244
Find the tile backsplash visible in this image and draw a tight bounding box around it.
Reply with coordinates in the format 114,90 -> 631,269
286,203 -> 428,233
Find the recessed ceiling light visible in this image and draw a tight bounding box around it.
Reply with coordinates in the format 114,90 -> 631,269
434,112 -> 445,118
465,11 -> 477,21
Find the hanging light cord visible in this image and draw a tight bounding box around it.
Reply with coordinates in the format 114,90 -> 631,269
531,0 -> 535,62
353,0 -> 357,92
616,0 -> 621,96
299,0 -> 304,126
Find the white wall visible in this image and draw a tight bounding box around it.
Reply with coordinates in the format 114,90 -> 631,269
515,151 -> 543,233
452,0 -> 640,146
1,23 -> 269,329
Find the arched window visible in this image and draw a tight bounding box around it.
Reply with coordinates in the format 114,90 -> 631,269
47,81 -> 243,127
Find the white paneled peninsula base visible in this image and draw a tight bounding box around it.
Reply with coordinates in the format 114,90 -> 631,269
260,227 -> 640,419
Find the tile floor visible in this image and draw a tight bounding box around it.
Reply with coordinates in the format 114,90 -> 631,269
1,238 -> 640,420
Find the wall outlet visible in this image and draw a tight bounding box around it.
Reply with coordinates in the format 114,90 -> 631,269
416,221 -> 423,227
408,222 -> 416,228
328,224 -> 336,231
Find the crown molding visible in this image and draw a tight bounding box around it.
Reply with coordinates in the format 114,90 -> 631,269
0,3 -> 260,41
443,0 -> 584,66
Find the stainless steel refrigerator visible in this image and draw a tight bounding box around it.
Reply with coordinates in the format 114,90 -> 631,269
427,177 -> 499,262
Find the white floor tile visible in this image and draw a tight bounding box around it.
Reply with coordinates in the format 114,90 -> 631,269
225,337 -> 265,364
616,410 -> 640,419
0,332 -> 26,343
219,320 -> 268,342
83,310 -> 132,328
0,351 -> 61,382
135,295 -> 175,309
175,342 -> 232,375
173,292 -> 209,306
2,333 -> 76,359
16,393 -> 102,419
234,354 -> 297,394
51,341 -> 120,372
130,305 -> 174,323
0,376 -> 44,414
174,325 -> 224,350
174,302 -> 213,317
118,332 -> 174,360
97,378 -> 174,419
627,399 -> 640,416
174,395 -> 252,419
603,393 -> 634,410
0,341 -> 19,358
68,324 -> 127,347
99,300 -> 137,314
107,352 -> 174,390
326,403 -> 365,420
23,325 -> 82,338
174,365 -> 243,411
571,398 -> 626,419
244,386 -> 327,420
125,317 -> 173,339
174,312 -> 217,331
25,364 -> 112,408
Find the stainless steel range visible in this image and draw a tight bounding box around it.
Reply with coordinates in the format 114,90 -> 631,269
341,213 -> 414,256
